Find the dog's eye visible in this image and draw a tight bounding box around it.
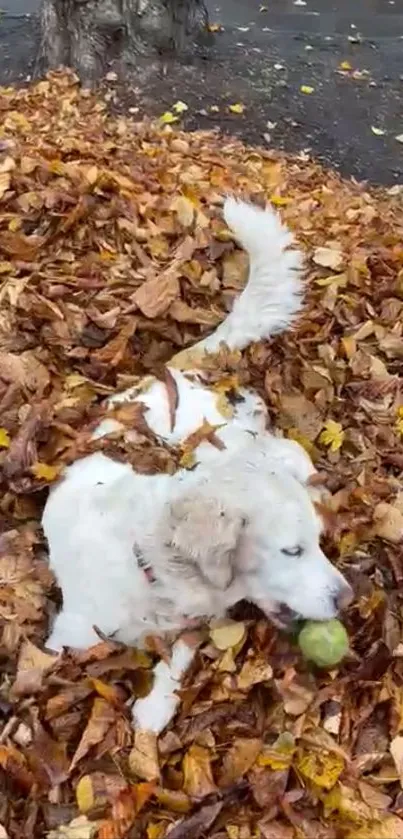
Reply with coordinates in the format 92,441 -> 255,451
282,546 -> 303,557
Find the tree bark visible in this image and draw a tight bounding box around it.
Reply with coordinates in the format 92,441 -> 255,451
38,0 -> 210,85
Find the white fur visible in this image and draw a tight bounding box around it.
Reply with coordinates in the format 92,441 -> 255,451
43,198 -> 352,734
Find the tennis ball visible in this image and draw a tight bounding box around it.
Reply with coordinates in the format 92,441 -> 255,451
298,619 -> 349,668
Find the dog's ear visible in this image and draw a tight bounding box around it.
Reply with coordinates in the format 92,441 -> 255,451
165,493 -> 247,590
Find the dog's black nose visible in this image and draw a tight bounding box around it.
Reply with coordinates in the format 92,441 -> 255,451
334,585 -> 354,613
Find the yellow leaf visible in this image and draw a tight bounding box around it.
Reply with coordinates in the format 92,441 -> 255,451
159,111 -> 178,124
338,531 -> 358,556
270,195 -> 291,206
179,449 -> 197,469
258,733 -> 296,770
287,428 -> 316,460
0,261 -> 13,274
323,783 -> 376,824
229,103 -> 245,114
172,100 -> 188,114
0,428 -> 10,448
319,419 -> 345,452
295,749 -> 344,790
210,619 -> 246,650
215,392 -> 234,419
147,823 -> 167,839
30,462 -> 60,482
208,22 -> 223,32
300,85 -> 314,94
339,60 -> 352,70
371,125 -> 386,136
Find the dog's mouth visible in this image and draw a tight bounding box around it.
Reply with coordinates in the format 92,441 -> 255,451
272,603 -> 301,629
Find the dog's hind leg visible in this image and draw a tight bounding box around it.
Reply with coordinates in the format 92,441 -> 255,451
197,197 -> 304,353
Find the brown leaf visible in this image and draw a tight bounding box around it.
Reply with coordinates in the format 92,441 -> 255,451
237,655 -> 273,689
76,772 -> 128,815
182,744 -> 217,798
133,272 -> 180,318
69,698 -> 116,773
218,738 -> 262,787
93,321 -> 137,366
164,367 -> 179,433
258,819 -> 295,839
129,730 -> 160,781
30,719 -> 69,786
169,300 -> 222,326
277,392 -> 323,441
249,766 -> 288,809
0,745 -> 35,793
165,801 -> 223,839
97,784 -> 155,839
12,639 -> 59,697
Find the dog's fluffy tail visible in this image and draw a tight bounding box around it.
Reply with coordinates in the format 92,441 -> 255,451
199,197 -> 304,353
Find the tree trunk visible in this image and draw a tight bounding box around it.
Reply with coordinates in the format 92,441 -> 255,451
38,0 -> 210,85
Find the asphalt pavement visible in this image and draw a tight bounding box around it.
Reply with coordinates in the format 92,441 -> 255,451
0,0 -> 402,184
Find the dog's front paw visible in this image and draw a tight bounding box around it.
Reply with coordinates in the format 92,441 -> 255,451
132,661 -> 180,735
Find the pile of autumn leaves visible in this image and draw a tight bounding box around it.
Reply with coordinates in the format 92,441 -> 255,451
0,70 -> 403,839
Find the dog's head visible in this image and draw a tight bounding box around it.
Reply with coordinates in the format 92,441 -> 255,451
154,446 -> 352,627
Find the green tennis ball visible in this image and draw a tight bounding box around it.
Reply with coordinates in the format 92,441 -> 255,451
298,619 -> 349,668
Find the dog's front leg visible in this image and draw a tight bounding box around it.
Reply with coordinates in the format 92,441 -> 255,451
132,636 -> 197,735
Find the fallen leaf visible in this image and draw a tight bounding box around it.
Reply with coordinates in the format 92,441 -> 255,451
166,801 -> 223,839
182,744 -> 217,797
319,419 -> 345,452
218,737 -> 262,786
76,772 -> 128,815
237,655 -> 273,689
171,195 -> 195,228
300,85 -> 315,94
0,171 -> 11,200
30,462 -> 60,483
0,428 -> 11,448
373,502 -> 403,543
133,272 -> 180,318
159,111 -> 178,124
295,749 -> 344,790
346,816 -> 403,839
229,103 -> 245,114
371,126 -> 386,136
210,619 -> 246,650
313,246 -> 344,271
129,730 -> 160,781
47,815 -> 98,839
12,639 -> 58,696
172,101 -> 188,114
69,698 -> 116,773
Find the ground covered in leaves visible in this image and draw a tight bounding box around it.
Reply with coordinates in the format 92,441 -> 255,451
1,69 -> 403,839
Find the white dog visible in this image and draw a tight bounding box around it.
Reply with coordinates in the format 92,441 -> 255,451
43,198 -> 353,735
